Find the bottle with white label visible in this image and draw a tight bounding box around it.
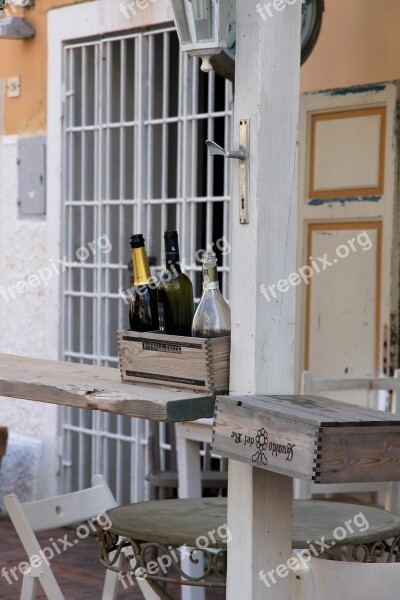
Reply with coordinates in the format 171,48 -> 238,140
191,250 -> 231,338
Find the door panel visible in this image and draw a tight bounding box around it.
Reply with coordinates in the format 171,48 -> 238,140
297,83 -> 399,391
306,223 -> 381,379
310,108 -> 386,199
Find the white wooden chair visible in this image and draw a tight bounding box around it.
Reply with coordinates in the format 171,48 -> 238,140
295,370 -> 400,511
292,557 -> 400,600
4,474 -> 157,600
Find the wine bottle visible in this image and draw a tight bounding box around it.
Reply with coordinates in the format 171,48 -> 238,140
129,234 -> 158,332
157,231 -> 194,336
192,250 -> 231,338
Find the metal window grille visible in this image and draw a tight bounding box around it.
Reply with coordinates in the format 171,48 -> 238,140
60,26 -> 233,503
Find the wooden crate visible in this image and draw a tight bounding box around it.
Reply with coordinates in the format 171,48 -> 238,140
118,330 -> 230,394
212,394 -> 400,484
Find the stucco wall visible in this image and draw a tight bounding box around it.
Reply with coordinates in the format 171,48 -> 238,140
0,135 -> 58,499
0,137 -> 47,356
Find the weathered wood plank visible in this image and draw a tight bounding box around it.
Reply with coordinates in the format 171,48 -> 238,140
0,354 -> 215,423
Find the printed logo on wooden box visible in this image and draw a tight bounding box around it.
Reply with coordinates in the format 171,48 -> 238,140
231,428 -> 296,467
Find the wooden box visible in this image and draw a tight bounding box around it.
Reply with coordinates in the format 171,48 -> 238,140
118,330 -> 230,394
212,394 -> 400,484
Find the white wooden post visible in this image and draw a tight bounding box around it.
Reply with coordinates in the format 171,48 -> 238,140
228,1 -> 301,599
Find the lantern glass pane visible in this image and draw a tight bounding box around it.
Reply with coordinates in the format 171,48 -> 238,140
218,0 -> 231,43
171,0 -> 191,44
193,0 -> 214,42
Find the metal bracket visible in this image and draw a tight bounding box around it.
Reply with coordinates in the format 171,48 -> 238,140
205,119 -> 250,224
238,119 -> 249,224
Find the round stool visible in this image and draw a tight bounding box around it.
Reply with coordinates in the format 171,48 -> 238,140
98,497 -> 400,598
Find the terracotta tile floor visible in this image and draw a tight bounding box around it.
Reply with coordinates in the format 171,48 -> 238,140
0,517 -> 225,599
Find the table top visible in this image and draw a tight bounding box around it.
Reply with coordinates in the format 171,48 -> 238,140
104,498 -> 400,549
0,354 -> 215,423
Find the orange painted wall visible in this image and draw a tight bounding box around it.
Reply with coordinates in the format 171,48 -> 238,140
0,0 -> 86,135
301,0 -> 400,92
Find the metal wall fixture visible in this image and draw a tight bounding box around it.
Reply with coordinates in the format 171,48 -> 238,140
169,0 -> 231,73
0,16 -> 35,39
3,0 -> 35,5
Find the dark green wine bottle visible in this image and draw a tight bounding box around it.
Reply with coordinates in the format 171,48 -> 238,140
157,231 -> 194,336
129,234 -> 158,332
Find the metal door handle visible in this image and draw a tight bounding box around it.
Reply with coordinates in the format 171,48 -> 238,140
205,140 -> 247,161
205,119 -> 250,224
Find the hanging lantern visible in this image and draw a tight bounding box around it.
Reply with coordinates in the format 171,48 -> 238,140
170,0 -> 231,73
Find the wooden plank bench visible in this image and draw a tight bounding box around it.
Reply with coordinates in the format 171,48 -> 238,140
0,354 -> 215,423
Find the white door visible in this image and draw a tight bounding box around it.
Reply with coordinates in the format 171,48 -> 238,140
297,83 -> 400,390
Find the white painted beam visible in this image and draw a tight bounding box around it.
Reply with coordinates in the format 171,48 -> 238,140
227,0 -> 301,598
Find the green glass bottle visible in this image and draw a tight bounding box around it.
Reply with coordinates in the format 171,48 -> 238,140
129,234 -> 158,332
157,231 -> 194,336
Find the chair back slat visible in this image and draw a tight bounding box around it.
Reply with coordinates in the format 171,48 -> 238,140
306,376 -> 400,393
301,371 -> 400,411
4,474 -> 157,600
4,476 -> 117,600
9,475 -> 117,533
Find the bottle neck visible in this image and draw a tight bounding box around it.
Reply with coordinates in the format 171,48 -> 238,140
132,247 -> 152,286
203,265 -> 220,291
165,238 -> 182,274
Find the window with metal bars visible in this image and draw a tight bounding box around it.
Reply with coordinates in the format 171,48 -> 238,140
60,26 -> 233,504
